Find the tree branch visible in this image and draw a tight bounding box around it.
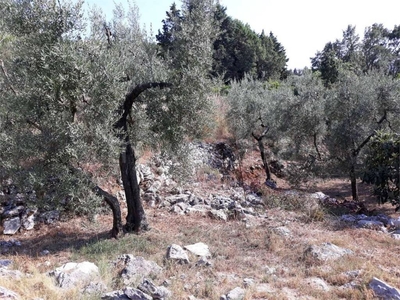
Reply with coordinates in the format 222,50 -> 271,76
114,82 -> 172,131
353,111 -> 387,156
0,59 -> 18,95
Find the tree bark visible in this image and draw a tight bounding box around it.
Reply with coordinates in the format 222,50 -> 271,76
114,82 -> 171,233
94,186 -> 123,238
349,154 -> 359,202
252,128 -> 271,182
119,144 -> 148,232
257,138 -> 271,181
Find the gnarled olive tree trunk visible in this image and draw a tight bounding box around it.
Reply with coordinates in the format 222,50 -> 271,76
113,82 -> 171,233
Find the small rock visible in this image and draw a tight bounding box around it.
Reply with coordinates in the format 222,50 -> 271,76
166,244 -> 189,264
273,226 -> 291,237
303,243 -> 353,263
2,205 -> 24,218
138,278 -> 172,299
3,217 -> 21,235
0,260 -> 12,269
357,220 -> 384,229
50,261 -> 99,289
21,208 -> 36,230
123,287 -> 152,300
118,256 -> 162,285
39,210 -> 60,224
196,257 -> 213,267
83,281 -> 107,294
243,278 -> 255,287
101,289 -> 130,300
226,287 -> 245,300
369,277 -> 400,300
305,277 -> 331,291
184,242 -> 211,258
0,286 -> 19,299
209,209 -> 228,221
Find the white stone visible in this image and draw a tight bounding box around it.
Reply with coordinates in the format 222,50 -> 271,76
209,209 -> 228,221
226,287 -> 245,300
184,242 -> 211,258
51,261 -> 99,289
166,244 -> 189,264
304,243 -> 353,262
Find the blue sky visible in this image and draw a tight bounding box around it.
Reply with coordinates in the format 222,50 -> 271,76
84,0 -> 400,70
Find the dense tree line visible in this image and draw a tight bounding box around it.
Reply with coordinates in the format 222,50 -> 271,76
156,3 -> 288,82
311,24 -> 400,87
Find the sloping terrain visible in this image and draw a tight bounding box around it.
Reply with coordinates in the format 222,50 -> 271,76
0,146 -> 400,300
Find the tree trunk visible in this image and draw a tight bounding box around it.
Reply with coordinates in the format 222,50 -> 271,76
94,186 -> 123,238
113,82 -> 170,233
257,138 -> 271,181
350,156 -> 359,202
119,143 -> 148,232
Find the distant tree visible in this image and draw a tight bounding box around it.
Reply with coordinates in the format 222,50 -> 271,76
323,70 -> 400,201
159,3 -> 288,83
363,131 -> 400,211
0,0 -> 217,236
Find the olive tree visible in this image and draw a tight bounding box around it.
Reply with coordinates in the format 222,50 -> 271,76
324,70 -> 400,201
0,0 -> 217,237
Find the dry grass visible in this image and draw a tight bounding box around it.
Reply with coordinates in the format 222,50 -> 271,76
2,202 -> 400,299
2,148 -> 400,299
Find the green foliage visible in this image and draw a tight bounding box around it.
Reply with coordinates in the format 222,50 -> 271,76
157,3 -> 288,82
0,0 -> 216,215
363,131 -> 400,210
312,23 -> 400,84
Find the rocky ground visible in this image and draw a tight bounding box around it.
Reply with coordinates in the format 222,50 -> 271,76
1,143 -> 400,300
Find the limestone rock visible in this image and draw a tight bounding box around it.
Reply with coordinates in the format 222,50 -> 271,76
226,287 -> 245,300
82,281 -> 108,295
3,217 -> 21,235
0,268 -> 23,280
273,226 -> 291,237
0,286 -> 19,299
21,208 -> 37,230
369,277 -> 400,300
101,289 -> 130,300
184,242 -> 211,258
166,244 -> 189,264
119,255 -> 162,285
50,261 -> 99,289
138,278 -> 172,299
305,277 -> 331,291
2,205 -> 24,218
39,210 -> 60,224
123,287 -> 152,300
209,209 -> 228,221
303,243 -> 353,263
